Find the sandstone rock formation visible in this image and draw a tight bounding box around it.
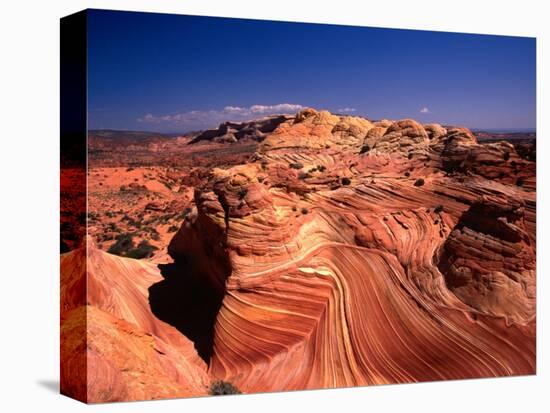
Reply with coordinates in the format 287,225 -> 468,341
62,108 -> 536,402
60,238 -> 209,403
167,109 -> 536,393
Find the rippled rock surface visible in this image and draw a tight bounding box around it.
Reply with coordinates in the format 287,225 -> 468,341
171,109 -> 536,392
62,109 -> 536,401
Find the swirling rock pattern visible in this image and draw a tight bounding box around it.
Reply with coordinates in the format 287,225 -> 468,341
170,109 -> 536,393
61,108 -> 536,402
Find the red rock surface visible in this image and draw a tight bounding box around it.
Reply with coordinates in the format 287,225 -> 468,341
169,109 -> 536,392
61,108 -> 536,402
60,239 -> 209,403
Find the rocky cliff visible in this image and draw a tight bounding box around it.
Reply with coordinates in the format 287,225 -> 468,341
169,109 -> 535,392
62,108 -> 536,401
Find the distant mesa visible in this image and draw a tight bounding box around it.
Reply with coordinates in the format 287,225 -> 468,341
189,115 -> 292,144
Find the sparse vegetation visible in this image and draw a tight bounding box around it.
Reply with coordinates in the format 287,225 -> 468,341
167,224 -> 179,233
301,207 -> 309,215
341,177 -> 351,186
298,171 -> 310,180
434,205 -> 444,214
414,178 -> 425,187
209,380 -> 241,396
404,171 -> 410,177
359,144 -> 370,154
107,233 -> 158,259
289,162 -> 304,170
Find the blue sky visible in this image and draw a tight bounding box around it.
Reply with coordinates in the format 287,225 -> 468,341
87,9 -> 536,132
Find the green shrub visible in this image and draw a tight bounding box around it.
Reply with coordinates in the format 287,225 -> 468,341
341,177 -> 351,186
125,240 -> 157,259
289,162 -> 304,170
107,234 -> 157,259
414,178 -> 425,187
107,233 -> 134,256
209,380 -> 241,396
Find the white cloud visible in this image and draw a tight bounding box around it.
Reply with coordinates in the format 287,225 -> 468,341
138,103 -> 307,129
420,107 -> 430,113
337,107 -> 356,113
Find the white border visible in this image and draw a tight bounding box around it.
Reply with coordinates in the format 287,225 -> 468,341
0,1 -> 547,412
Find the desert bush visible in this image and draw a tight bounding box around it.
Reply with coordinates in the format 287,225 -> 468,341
414,178 -> 425,187
107,234 -> 157,259
209,380 -> 241,396
404,171 -> 410,177
289,162 -> 304,170
301,207 -> 309,215
317,165 -> 327,172
359,144 -> 370,154
341,177 -> 351,186
167,224 -> 179,233
298,171 -> 310,180
126,240 -> 157,259
107,233 -> 134,256
434,205 -> 444,214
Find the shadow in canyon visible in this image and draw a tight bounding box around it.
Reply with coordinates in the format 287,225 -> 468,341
148,257 -> 227,363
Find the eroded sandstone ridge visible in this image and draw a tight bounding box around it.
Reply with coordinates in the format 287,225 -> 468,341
170,109 -> 535,392
62,108 -> 536,402
60,238 -> 209,402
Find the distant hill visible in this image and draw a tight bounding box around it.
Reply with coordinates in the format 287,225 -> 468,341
88,129 -> 178,140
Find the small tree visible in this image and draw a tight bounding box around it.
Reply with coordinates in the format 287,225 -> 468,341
209,380 -> 241,396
